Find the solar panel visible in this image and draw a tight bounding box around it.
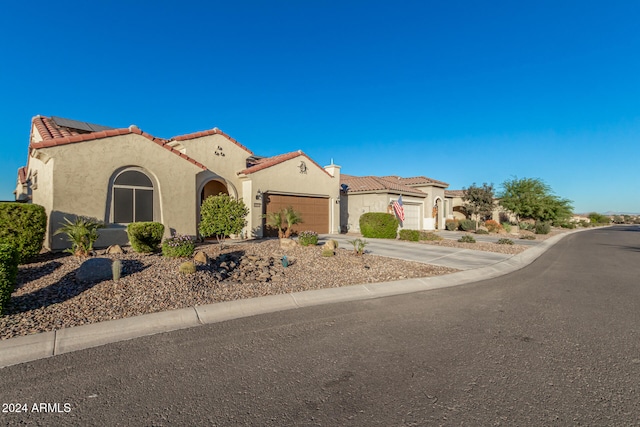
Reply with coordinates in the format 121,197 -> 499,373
51,116 -> 115,133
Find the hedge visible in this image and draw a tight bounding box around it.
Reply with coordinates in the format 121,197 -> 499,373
0,203 -> 47,263
127,222 -> 165,253
0,243 -> 19,315
359,212 -> 398,239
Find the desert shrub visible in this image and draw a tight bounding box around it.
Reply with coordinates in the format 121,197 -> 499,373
162,233 -> 196,258
476,229 -> 489,235
459,219 -> 476,231
399,229 -> 420,242
501,222 -> 512,233
298,231 -> 319,247
0,203 -> 47,263
535,221 -> 551,235
420,231 -> 442,241
0,243 -> 19,315
497,238 -> 514,245
321,248 -> 334,257
359,213 -> 398,239
127,222 -> 165,253
54,216 -> 104,257
179,261 -> 196,274
445,219 -> 459,231
458,235 -> 476,243
519,221 -> 535,231
520,235 -> 536,240
485,219 -> 502,233
557,222 -> 576,229
347,238 -> 368,255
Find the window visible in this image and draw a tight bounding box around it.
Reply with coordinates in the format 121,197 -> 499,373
113,170 -> 154,223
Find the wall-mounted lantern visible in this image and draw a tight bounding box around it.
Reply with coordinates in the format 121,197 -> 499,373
256,190 -> 262,200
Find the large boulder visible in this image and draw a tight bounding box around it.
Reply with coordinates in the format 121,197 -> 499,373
279,238 -> 298,250
76,258 -> 113,283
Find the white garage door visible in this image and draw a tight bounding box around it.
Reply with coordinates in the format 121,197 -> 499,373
401,204 -> 421,230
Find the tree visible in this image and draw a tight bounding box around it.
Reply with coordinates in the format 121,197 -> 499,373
498,177 -> 573,223
462,182 -> 495,230
199,194 -> 249,246
588,212 -> 610,224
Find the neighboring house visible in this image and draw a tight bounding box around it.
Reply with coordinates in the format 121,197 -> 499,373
340,174 -> 449,232
15,116 -> 340,250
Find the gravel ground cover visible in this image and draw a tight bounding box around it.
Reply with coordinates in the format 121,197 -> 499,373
1,239 -> 458,340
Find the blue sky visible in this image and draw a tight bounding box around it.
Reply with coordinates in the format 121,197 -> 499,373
1,1 -> 639,213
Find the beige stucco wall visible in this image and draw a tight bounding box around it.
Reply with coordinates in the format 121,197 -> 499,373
241,156 -> 340,237
178,134 -> 250,199
39,133 -> 203,250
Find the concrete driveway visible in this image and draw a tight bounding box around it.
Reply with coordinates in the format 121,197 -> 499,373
321,234 -> 512,270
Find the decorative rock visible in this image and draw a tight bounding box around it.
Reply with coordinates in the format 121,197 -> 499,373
106,244 -> 124,254
323,240 -> 337,251
76,258 -> 113,283
193,251 -> 209,264
279,238 -> 298,249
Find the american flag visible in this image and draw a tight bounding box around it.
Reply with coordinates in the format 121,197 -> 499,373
392,196 -> 405,222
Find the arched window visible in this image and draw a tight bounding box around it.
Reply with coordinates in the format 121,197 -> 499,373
113,170 -> 154,223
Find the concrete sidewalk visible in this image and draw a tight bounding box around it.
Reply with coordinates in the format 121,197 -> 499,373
0,229 -> 580,369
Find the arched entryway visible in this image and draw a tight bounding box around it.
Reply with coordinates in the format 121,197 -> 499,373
200,180 -> 228,204
433,197 -> 442,229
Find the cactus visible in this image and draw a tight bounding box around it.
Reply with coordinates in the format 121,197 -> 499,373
112,259 -> 122,282
179,261 -> 196,274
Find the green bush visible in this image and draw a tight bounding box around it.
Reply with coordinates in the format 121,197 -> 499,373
298,230 -> 319,247
127,222 -> 165,253
535,221 -> 551,235
445,219 -> 459,231
0,203 -> 47,263
501,222 -> 512,233
476,229 -> 489,235
200,194 -> 249,243
459,219 -> 476,231
162,234 -> 195,258
557,221 -> 576,229
359,212 -> 398,239
399,229 -> 420,242
419,231 -> 442,241
497,238 -> 514,245
458,235 -> 476,243
0,243 -> 19,315
54,216 -> 104,257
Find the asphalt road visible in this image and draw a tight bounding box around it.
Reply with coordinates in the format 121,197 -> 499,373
1,226 -> 639,426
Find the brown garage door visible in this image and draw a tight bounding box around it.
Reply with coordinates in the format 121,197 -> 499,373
265,194 -> 329,236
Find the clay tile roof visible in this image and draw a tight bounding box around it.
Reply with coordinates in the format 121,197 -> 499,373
29,116 -> 207,170
381,175 -> 449,187
17,167 -> 27,184
445,189 -> 466,198
172,127 -> 254,155
340,174 -> 426,196
238,150 -> 332,176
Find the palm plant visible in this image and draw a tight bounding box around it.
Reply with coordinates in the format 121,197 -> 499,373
282,206 -> 303,238
264,211 -> 285,238
54,216 -> 104,256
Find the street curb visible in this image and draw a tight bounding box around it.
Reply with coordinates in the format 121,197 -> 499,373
0,228 -> 583,369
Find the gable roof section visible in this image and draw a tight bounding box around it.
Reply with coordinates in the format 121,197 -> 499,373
172,128 -> 254,155
29,116 -> 207,170
381,175 -> 449,188
340,174 -> 426,197
445,189 -> 466,198
238,150 -> 332,177
17,166 -> 27,184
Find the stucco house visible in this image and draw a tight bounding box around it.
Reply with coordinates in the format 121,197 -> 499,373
340,174 -> 450,232
15,116 -> 340,250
